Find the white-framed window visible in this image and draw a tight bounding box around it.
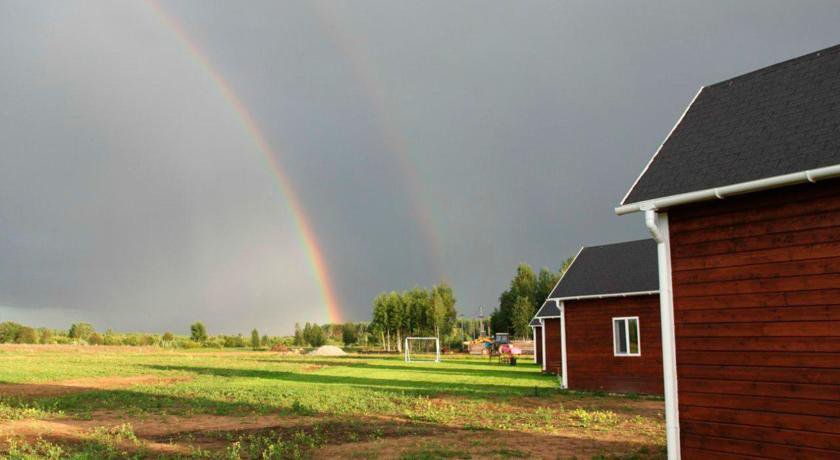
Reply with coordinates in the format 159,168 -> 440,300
613,316 -> 640,356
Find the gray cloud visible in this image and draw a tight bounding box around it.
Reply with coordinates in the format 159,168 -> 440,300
1,0 -> 839,334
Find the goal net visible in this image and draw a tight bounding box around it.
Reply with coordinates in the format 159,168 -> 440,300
404,337 -> 441,362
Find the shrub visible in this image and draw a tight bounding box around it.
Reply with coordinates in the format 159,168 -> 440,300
38,328 -> 52,344
87,333 -> 103,345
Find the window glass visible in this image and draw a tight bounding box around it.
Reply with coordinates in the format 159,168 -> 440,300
614,319 -> 627,354
613,317 -> 640,356
628,318 -> 639,354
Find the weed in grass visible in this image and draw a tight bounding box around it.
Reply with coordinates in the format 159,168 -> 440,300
223,428 -> 327,460
6,437 -> 65,460
571,408 -> 620,429
0,400 -> 56,421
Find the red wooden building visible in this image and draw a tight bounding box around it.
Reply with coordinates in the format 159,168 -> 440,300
617,45 -> 840,458
530,317 -> 543,364
534,240 -> 663,394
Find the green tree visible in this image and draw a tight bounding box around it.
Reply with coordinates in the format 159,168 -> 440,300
432,282 -> 457,338
386,291 -> 406,352
68,322 -> 95,341
17,326 -> 38,344
190,322 -> 208,343
303,323 -> 326,347
494,264 -> 536,333
251,329 -> 260,350
342,323 -> 357,345
261,335 -> 269,347
0,322 -> 23,343
293,323 -> 304,346
535,267 -> 561,307
162,331 -> 174,343
511,296 -> 535,339
371,294 -> 389,350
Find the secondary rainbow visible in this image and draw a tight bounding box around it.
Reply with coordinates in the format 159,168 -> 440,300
146,0 -> 342,324
308,1 -> 446,280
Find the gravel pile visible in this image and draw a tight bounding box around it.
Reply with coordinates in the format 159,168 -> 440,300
309,345 -> 347,356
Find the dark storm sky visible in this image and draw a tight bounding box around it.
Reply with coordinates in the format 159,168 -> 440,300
1,0 -> 839,334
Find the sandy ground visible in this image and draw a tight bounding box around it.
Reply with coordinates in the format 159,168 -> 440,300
0,375 -> 190,399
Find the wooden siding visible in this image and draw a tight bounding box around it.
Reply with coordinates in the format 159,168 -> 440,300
534,327 -> 543,364
564,296 -> 663,394
543,318 -> 563,374
668,180 -> 840,459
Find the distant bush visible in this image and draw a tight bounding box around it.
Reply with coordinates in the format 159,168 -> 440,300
223,335 -> 246,348
38,328 -> 52,344
68,323 -> 95,341
87,333 -> 103,345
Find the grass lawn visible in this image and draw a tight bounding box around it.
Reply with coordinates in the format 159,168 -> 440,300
0,345 -> 665,459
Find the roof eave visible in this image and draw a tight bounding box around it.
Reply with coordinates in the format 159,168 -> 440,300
548,290 -> 659,302
616,163 -> 840,216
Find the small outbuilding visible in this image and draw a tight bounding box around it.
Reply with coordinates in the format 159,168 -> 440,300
534,239 -> 662,395
617,45 -> 840,458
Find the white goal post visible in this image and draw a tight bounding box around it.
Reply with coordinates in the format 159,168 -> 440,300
404,337 -> 441,362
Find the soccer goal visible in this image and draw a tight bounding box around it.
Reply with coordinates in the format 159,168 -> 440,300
404,337 -> 441,362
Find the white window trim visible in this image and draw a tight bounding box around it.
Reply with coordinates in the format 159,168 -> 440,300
612,316 -> 641,357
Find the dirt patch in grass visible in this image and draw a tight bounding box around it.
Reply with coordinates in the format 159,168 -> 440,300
0,375 -> 190,399
0,412 -> 446,457
316,427 -> 664,459
512,394 -> 665,417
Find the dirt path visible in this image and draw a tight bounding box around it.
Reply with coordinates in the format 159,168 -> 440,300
0,375 -> 190,398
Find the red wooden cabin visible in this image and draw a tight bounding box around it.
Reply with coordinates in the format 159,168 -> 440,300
530,317 -> 543,364
534,240 -> 663,395
617,45 -> 840,458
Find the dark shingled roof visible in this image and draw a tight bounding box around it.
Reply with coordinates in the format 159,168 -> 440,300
548,240 -> 658,299
529,318 -> 542,327
623,44 -> 840,205
534,300 -> 561,318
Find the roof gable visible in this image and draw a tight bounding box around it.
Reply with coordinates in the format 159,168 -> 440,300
548,239 -> 658,299
534,299 -> 561,318
623,44 -> 840,205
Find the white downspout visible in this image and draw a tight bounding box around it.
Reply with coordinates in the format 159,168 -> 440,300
645,208 -> 681,459
559,302 -> 568,389
540,318 -> 547,372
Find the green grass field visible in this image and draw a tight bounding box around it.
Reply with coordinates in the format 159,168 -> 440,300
0,346 -> 665,459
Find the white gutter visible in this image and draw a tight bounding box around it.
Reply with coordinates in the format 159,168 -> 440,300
646,210 -> 681,459
540,318 -> 547,372
617,164 -> 840,215
548,290 -> 659,303
559,302 -> 568,389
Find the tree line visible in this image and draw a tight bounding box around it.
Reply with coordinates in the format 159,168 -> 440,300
369,283 -> 457,352
490,258 -> 573,339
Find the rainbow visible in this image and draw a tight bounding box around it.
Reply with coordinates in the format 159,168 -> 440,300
307,1 -> 446,280
146,0 -> 342,323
